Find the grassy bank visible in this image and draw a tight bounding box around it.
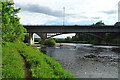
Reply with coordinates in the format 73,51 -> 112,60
2,41 -> 73,79
2,42 -> 25,78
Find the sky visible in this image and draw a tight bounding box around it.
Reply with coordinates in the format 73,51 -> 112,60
14,0 -> 120,38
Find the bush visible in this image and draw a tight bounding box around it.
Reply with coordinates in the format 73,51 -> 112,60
44,38 -> 56,47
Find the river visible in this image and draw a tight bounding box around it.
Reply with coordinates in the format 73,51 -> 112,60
37,43 -> 120,78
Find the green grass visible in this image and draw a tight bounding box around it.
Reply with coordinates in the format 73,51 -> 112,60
0,44 -> 2,80
2,41 -> 73,79
2,42 -> 25,78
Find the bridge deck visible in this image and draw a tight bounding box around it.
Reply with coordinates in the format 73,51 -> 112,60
23,25 -> 120,33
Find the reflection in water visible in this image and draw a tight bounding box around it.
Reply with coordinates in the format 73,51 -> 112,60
38,43 -> 120,78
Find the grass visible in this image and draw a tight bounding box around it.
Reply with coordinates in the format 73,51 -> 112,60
0,44 -> 2,80
2,42 -> 25,78
2,41 -> 73,79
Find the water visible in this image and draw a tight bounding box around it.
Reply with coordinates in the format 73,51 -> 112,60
38,43 -> 120,78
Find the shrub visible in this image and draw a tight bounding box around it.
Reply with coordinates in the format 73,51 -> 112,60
44,38 -> 56,47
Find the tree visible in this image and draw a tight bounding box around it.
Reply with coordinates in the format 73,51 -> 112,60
65,36 -> 71,41
2,1 -> 26,42
95,21 -> 104,26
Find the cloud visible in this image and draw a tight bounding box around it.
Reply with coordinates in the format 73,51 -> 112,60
17,12 -> 57,25
17,4 -> 72,17
91,17 -> 100,19
101,10 -> 117,15
14,0 -> 119,25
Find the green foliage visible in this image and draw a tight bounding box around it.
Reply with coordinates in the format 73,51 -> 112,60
72,34 -> 101,44
72,35 -> 79,41
2,1 -> 26,42
44,38 -> 56,47
92,21 -> 105,26
34,38 -> 39,42
65,37 -> 72,41
72,32 -> 120,45
2,42 -> 25,78
34,38 -> 44,44
55,38 -> 88,43
95,21 -> 104,25
24,33 -> 29,43
2,42 -> 73,78
71,21 -> 120,45
1,1 -> 73,79
55,38 -> 66,42
105,33 -> 120,44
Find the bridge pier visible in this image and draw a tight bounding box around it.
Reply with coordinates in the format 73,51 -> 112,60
29,33 -> 34,44
36,33 -> 47,40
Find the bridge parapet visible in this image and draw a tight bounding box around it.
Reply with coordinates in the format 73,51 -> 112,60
24,25 -> 120,33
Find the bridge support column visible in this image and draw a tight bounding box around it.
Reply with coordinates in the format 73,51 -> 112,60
29,33 -> 34,44
36,33 -> 47,40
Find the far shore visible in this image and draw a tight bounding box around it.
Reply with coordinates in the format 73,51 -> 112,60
31,43 -> 76,49
56,41 -> 120,46
56,43 -> 76,49
31,42 -> 120,49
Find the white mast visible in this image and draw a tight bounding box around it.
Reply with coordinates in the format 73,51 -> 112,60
63,7 -> 65,25
118,1 -> 120,22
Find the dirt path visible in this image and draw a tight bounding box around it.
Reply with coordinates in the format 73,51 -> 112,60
19,54 -> 32,79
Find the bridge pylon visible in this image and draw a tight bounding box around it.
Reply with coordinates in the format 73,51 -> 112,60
29,32 -> 34,44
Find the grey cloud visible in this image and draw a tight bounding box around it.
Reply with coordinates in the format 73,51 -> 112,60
101,10 -> 117,14
17,4 -> 71,17
91,17 -> 100,19
70,14 -> 89,19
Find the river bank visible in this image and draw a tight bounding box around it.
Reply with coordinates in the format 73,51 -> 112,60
37,43 -> 120,78
56,41 -> 120,46
32,42 -> 120,49
56,43 -> 76,49
2,42 -> 73,78
32,43 -> 76,49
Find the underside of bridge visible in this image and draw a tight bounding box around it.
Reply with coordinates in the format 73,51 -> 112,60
29,32 -> 108,44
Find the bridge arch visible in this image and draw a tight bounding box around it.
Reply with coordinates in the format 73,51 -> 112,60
47,32 -> 105,40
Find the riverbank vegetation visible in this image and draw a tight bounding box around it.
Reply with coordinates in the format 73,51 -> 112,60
71,21 -> 120,45
55,37 -> 88,44
55,21 -> 120,45
2,42 -> 25,78
44,38 -> 56,47
2,42 -> 73,78
25,36 -> 56,47
54,33 -> 120,45
2,1 -> 73,79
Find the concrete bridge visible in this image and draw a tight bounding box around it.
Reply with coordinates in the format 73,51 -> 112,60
23,25 -> 120,44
